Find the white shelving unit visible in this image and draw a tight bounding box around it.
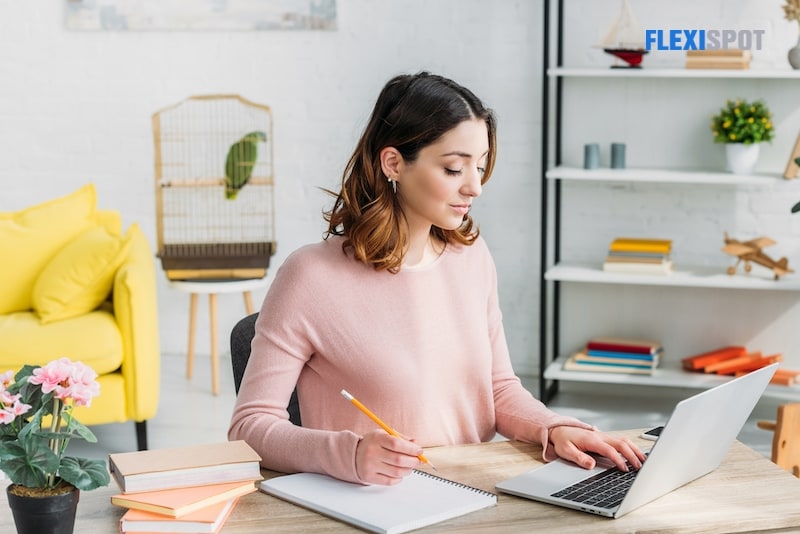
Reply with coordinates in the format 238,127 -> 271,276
546,166 -> 783,185
544,355 -> 800,402
538,2 -> 800,403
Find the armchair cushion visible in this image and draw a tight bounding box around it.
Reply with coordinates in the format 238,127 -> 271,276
33,225 -> 132,324
0,184 -> 96,314
0,310 -> 123,375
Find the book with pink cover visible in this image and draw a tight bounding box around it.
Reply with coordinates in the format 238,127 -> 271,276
111,480 -> 256,517
119,496 -> 238,533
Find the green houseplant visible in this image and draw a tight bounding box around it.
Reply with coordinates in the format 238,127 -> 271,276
710,98 -> 774,175
0,357 -> 110,534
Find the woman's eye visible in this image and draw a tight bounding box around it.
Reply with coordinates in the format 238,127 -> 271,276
444,168 -> 463,176
477,167 -> 486,175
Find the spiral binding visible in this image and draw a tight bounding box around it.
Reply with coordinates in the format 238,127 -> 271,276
413,469 -> 497,498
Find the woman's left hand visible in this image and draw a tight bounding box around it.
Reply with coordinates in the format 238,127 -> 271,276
548,426 -> 647,472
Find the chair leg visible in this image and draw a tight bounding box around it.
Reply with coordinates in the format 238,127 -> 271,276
209,293 -> 219,396
135,421 -> 148,451
187,292 -> 198,379
243,290 -> 254,315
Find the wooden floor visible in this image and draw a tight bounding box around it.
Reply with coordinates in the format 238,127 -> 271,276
63,352 -> 778,461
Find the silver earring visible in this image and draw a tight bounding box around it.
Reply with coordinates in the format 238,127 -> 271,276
388,178 -> 397,194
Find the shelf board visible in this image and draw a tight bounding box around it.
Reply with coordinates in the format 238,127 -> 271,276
544,355 -> 800,401
545,263 -> 800,291
545,166 -> 784,185
548,67 -> 800,79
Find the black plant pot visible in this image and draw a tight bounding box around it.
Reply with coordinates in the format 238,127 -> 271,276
6,484 -> 80,534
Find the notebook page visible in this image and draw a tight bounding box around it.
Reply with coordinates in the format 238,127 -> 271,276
260,470 -> 496,534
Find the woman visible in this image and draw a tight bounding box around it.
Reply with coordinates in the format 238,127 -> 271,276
229,72 -> 645,485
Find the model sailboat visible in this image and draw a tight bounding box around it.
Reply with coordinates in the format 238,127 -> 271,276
597,0 -> 648,68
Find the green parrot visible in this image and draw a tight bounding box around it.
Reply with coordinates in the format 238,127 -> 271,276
224,131 -> 267,200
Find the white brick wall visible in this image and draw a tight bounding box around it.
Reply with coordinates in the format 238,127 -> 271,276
0,1 -> 544,375
4,0 -> 799,385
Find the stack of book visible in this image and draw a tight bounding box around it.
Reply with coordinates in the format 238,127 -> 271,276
602,237 -> 673,275
681,345 -> 800,385
685,49 -> 751,70
109,440 -> 262,534
563,337 -> 662,375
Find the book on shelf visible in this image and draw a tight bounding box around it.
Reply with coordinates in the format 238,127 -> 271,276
602,259 -> 673,275
574,351 -> 660,367
685,57 -> 750,70
260,469 -> 497,534
705,352 -> 781,375
604,254 -> 670,265
682,345 -> 747,371
686,49 -> 751,58
111,480 -> 257,518
563,353 -> 656,375
685,49 -> 751,69
608,237 -> 672,254
769,368 -> 800,386
605,250 -> 671,261
584,349 -> 659,362
119,496 -> 238,534
109,440 -> 262,494
586,337 -> 663,355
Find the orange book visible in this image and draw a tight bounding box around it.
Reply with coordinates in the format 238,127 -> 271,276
120,496 -> 238,534
682,346 -> 747,371
711,353 -> 781,376
111,480 -> 256,518
704,351 -> 762,374
767,368 -> 800,386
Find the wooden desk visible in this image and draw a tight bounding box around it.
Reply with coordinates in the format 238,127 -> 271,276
4,430 -> 800,533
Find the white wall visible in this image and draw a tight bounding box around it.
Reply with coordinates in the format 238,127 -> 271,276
0,2 -> 544,376
553,0 -> 800,367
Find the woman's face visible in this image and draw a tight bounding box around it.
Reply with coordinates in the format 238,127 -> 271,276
396,118 -> 489,233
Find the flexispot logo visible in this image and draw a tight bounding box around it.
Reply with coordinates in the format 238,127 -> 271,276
645,29 -> 765,51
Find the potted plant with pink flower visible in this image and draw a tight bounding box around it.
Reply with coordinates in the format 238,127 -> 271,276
0,357 -> 110,534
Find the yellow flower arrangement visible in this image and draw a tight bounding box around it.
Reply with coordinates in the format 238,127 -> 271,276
710,98 -> 774,144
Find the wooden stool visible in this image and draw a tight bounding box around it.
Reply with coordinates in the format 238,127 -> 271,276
168,278 -> 270,395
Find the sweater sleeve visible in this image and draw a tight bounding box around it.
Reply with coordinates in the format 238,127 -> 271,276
227,251 -> 365,483
482,245 -> 595,461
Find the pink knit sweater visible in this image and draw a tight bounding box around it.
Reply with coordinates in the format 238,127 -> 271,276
228,236 -> 592,483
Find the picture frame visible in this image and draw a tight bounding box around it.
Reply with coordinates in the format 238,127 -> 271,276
783,132 -> 800,179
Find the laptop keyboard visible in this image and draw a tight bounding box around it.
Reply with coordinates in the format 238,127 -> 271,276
550,460 -> 641,509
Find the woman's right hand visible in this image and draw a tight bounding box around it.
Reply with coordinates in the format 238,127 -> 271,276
354,429 -> 422,485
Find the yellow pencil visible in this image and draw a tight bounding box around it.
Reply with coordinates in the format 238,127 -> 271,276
340,389 -> 437,471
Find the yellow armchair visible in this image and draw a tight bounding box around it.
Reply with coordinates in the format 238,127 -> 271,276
0,184 -> 160,450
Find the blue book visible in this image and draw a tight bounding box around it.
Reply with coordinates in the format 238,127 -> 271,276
586,349 -> 661,361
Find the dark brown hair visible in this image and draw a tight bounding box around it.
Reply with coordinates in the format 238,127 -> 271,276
324,72 -> 497,272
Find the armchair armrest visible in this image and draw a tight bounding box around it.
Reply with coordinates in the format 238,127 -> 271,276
113,223 -> 160,422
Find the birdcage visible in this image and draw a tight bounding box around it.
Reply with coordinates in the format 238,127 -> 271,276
153,95 -> 276,281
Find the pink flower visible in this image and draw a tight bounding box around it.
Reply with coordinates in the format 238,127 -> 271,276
0,370 -> 13,388
29,357 -> 73,394
28,358 -> 100,406
0,390 -> 21,405
0,409 -> 15,424
9,401 -> 31,417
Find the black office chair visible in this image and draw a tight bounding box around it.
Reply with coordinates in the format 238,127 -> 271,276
230,312 -> 302,426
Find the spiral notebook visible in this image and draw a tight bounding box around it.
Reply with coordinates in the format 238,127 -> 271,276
260,470 -> 496,533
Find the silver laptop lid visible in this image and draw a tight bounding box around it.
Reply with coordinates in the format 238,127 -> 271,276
615,362 -> 777,517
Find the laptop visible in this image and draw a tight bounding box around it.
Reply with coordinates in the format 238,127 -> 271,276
495,363 -> 778,518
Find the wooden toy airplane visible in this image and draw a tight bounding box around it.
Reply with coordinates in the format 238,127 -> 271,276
722,233 -> 794,280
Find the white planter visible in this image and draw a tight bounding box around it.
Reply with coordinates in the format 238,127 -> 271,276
725,143 -> 760,175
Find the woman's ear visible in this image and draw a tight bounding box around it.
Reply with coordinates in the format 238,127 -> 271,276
380,147 -> 402,181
